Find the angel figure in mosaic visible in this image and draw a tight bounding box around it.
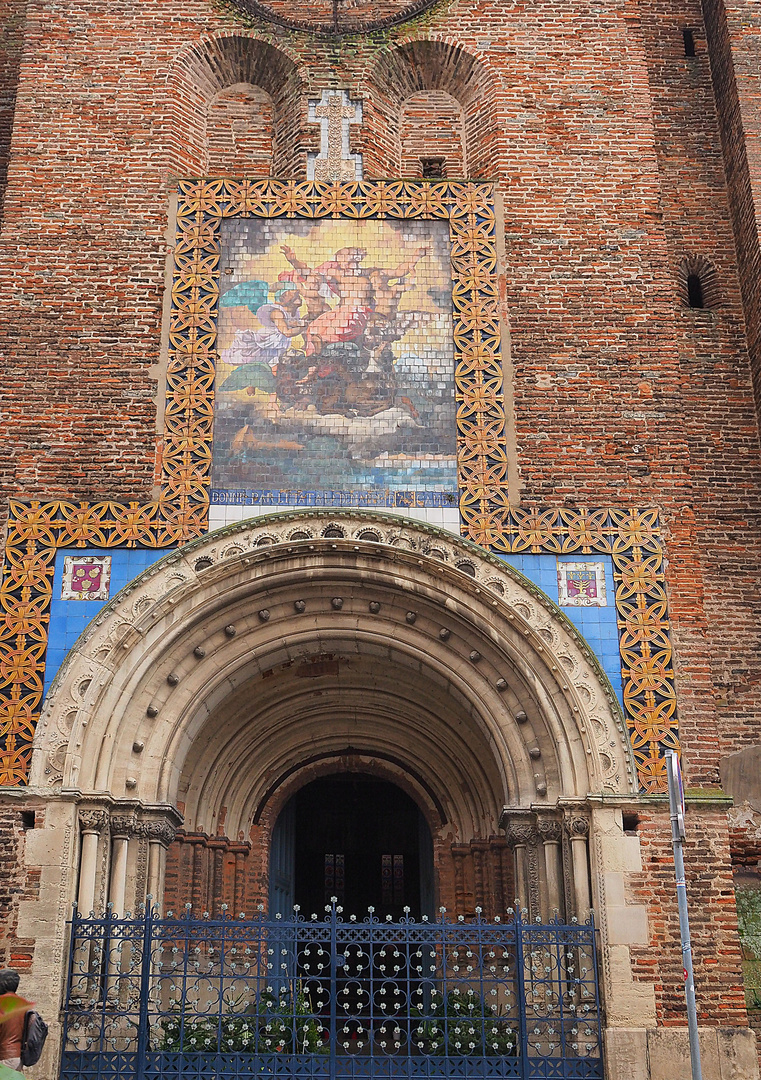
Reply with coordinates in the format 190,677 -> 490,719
218,279 -> 305,395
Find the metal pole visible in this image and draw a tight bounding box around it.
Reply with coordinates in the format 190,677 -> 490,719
666,751 -> 703,1080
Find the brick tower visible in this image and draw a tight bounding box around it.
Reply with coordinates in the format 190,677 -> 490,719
1,0 -> 761,1077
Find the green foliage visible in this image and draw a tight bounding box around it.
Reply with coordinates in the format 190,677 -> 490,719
411,988 -> 516,1056
219,362 -> 276,394
735,888 -> 761,1012
158,986 -> 328,1054
736,888 -> 761,960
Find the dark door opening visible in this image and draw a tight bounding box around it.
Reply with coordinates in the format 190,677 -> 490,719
269,774 -> 434,919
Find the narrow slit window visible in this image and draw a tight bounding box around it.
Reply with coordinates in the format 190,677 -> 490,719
687,273 -> 704,308
421,157 -> 446,179
683,29 -> 696,56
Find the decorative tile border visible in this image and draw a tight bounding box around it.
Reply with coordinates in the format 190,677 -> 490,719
0,182 -> 678,791
166,179 -> 508,529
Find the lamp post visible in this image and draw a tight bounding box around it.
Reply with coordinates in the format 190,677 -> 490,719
666,750 -> 703,1080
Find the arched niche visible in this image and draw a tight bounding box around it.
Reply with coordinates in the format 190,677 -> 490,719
400,90 -> 466,178
207,83 -> 274,176
364,41 -> 503,179
166,34 -> 303,177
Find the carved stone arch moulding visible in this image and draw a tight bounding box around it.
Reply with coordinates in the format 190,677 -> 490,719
30,510 -> 635,810
0,181 -> 677,791
8,503 -> 676,795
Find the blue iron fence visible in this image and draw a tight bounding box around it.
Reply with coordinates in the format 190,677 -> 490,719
60,904 -> 603,1080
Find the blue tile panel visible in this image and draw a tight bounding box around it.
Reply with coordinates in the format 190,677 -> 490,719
497,553 -> 623,708
44,548 -> 172,698
44,547 -> 622,711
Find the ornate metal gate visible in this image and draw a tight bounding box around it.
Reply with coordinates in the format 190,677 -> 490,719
60,904 -> 603,1080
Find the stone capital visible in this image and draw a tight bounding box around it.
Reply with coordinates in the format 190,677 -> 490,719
537,817 -> 563,843
135,817 -> 178,847
78,808 -> 109,834
504,817 -> 538,847
565,814 -> 590,839
110,810 -> 138,838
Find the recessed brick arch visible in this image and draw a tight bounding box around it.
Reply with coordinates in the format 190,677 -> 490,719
363,40 -> 503,179
167,34 -> 303,177
400,90 -> 466,178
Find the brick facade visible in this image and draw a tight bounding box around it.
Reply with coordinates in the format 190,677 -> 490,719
2,0 -> 761,1071
2,0 -> 759,768
0,800 -> 42,973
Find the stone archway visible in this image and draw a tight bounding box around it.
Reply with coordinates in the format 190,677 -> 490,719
35,510 -> 633,801
24,511 -> 659,1064
34,512 -> 635,915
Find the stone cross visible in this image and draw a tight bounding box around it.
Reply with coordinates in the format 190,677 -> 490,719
308,90 -> 363,182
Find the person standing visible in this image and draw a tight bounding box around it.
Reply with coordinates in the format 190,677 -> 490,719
0,971 -> 31,1072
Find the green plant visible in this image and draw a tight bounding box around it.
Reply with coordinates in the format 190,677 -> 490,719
410,988 -> 516,1056
158,984 -> 328,1054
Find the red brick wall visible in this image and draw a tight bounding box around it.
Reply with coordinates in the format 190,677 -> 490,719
628,806 -> 748,1025
207,84 -> 274,176
632,0 -> 761,773
1,0 -> 761,1030
0,800 -> 42,972
701,0 -> 761,421
399,90 -> 465,178
1,0 -> 760,773
0,0 -> 26,220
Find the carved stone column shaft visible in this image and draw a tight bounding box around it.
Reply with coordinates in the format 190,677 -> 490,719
538,818 -> 564,919
566,815 -> 591,920
109,812 -> 136,917
77,809 -> 109,915
504,817 -> 537,914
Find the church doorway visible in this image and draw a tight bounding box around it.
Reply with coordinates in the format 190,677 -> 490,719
269,774 -> 435,919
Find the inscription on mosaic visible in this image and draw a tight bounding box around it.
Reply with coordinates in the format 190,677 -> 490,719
212,218 -> 457,505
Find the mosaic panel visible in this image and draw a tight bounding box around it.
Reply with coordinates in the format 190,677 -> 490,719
165,180 -> 507,530
213,217 -> 457,505
0,183 -> 678,792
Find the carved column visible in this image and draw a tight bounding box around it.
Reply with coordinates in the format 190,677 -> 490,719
141,818 -> 178,908
451,845 -> 469,914
109,811 -> 136,916
77,808 -> 109,916
185,833 -> 210,914
231,843 -> 250,916
538,818 -> 564,920
504,816 -> 537,914
471,840 -> 488,912
208,838 -> 228,915
566,815 -> 591,921
489,836 -> 508,916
